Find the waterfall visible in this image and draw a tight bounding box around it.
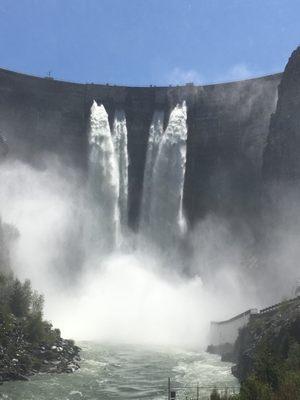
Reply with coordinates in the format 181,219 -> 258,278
112,110 -> 129,227
141,102 -> 188,245
140,110 -> 164,230
87,101 -> 120,250
87,99 -> 187,251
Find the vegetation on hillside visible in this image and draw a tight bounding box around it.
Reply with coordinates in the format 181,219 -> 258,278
0,218 -> 80,383
210,299 -> 300,400
0,272 -> 54,343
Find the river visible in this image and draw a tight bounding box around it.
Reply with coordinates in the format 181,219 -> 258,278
1,342 -> 239,400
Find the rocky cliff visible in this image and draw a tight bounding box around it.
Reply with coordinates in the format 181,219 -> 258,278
263,47 -> 300,183
227,298 -> 300,400
232,297 -> 300,382
208,298 -> 300,399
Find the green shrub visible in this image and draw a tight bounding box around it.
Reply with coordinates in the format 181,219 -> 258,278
31,357 -> 42,371
274,371 -> 300,400
19,354 -> 33,371
0,272 -> 46,319
286,341 -> 300,370
210,388 -> 222,400
53,328 -> 61,338
253,341 -> 281,390
31,290 -> 44,316
25,313 -> 46,343
239,374 -> 272,400
9,279 -> 32,317
236,332 -> 300,399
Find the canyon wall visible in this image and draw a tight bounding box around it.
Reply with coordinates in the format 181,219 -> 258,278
263,46 -> 300,183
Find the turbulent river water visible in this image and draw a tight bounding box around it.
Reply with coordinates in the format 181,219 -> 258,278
1,342 -> 238,400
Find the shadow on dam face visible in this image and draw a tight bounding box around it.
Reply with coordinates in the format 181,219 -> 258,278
0,67 -> 282,229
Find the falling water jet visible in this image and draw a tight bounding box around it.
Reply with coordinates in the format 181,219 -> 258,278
112,109 -> 129,228
140,102 -> 188,248
86,101 -> 120,252
140,110 -> 165,232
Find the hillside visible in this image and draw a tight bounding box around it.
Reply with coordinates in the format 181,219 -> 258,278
0,218 -> 80,384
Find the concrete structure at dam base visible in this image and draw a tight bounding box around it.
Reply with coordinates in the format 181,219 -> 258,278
210,309 -> 258,347
209,295 -> 300,349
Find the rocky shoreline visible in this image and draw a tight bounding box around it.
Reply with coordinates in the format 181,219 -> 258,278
0,313 -> 80,385
0,219 -> 81,385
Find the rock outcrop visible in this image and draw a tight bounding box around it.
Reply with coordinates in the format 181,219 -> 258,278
0,317 -> 80,384
263,47 -> 300,183
231,297 -> 300,382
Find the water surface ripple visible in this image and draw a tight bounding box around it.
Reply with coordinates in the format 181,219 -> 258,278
1,342 -> 238,400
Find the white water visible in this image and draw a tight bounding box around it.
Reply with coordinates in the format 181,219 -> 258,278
112,109 -> 129,228
0,101 -> 252,346
0,100 -> 249,397
140,110 -> 165,232
146,102 -> 188,245
87,101 -> 120,250
0,161 -> 254,349
1,343 -> 239,400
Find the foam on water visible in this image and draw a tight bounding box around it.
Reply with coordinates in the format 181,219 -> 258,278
1,343 -> 238,400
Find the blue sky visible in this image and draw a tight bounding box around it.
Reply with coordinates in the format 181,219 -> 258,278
0,0 -> 299,86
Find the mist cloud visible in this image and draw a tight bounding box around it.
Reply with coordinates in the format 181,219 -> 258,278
0,158 -> 298,348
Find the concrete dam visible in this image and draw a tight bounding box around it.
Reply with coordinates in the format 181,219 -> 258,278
0,47 -> 300,231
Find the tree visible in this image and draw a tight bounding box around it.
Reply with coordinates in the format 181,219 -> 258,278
31,290 -> 44,316
9,279 -> 32,317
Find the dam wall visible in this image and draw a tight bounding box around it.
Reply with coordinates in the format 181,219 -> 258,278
0,68 -> 281,228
